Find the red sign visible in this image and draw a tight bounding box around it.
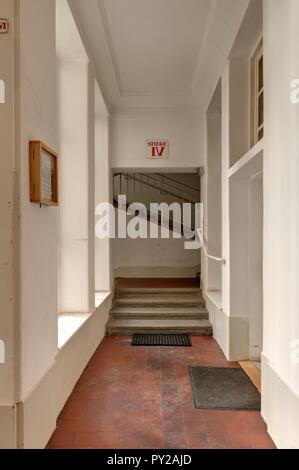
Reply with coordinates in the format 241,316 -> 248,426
0,19 -> 9,34
146,140 -> 169,159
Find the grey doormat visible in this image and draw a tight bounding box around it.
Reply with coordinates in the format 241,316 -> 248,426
132,334 -> 192,346
189,366 -> 261,411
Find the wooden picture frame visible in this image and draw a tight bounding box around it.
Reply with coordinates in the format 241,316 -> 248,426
29,141 -> 58,206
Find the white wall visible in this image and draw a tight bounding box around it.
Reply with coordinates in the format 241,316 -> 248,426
208,1 -> 265,362
57,59 -> 95,313
111,117 -> 204,170
205,112 -> 222,291
229,57 -> 250,166
221,63 -> 231,342
0,0 -> 17,449
18,0 -> 58,400
9,0 -> 113,448
114,214 -> 200,278
249,172 -> 263,360
228,0 -> 263,165
95,84 -> 111,291
262,0 -> 299,449
114,237 -> 200,278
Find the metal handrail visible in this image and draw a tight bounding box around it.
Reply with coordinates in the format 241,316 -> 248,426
114,172 -> 199,194
126,173 -> 193,202
154,173 -> 200,193
196,229 -> 225,263
118,173 -> 198,204
139,173 -> 199,201
114,172 -> 199,202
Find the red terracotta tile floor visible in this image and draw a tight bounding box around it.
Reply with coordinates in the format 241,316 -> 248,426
48,336 -> 275,449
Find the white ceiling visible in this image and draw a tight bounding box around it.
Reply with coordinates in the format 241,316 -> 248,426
68,0 -> 250,116
101,0 -> 211,96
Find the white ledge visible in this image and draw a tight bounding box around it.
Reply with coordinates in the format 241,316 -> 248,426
204,290 -> 223,310
228,139 -> 264,179
95,291 -> 111,307
58,291 -> 111,349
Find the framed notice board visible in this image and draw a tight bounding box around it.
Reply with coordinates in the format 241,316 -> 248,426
29,141 -> 58,206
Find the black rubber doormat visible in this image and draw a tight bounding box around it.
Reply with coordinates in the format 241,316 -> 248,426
132,334 -> 192,347
189,366 -> 261,411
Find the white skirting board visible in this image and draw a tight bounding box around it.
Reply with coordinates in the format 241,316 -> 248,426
262,353 -> 299,449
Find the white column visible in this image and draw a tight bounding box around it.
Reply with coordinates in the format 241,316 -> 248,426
94,81 -> 111,291
0,0 -> 17,449
58,60 -> 95,313
206,111 -> 222,291
262,0 -> 299,448
95,111 -> 111,291
200,116 -> 208,289
221,63 -> 231,324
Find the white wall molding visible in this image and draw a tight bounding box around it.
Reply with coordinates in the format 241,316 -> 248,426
194,0 -> 250,112
111,108 -> 204,121
228,139 -> 263,178
262,353 -> 299,449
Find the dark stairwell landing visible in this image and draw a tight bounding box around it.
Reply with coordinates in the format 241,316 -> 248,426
106,278 -> 213,337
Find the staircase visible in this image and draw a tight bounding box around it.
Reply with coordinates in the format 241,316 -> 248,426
113,172 -> 200,236
106,285 -> 213,336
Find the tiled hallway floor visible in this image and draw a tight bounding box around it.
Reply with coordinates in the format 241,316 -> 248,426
48,336 -> 275,449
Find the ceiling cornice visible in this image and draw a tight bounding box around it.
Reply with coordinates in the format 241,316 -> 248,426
192,0 -> 250,112
97,0 -> 123,95
111,106 -> 204,121
191,0 -> 218,94
68,0 -> 120,112
69,0 -> 250,119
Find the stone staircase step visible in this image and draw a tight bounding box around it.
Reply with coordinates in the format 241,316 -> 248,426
115,287 -> 202,296
113,296 -> 205,308
110,306 -> 208,320
106,318 -> 213,336
106,284 -> 212,337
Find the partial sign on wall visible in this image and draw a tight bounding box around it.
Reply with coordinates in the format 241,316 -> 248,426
0,18 -> 9,34
146,140 -> 169,159
0,79 -> 5,104
0,340 -> 5,364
